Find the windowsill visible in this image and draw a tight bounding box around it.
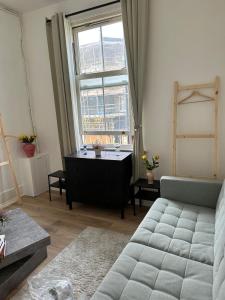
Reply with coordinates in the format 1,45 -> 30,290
103,147 -> 133,152
80,145 -> 133,152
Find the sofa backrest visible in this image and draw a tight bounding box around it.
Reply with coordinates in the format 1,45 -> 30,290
160,176 -> 221,208
213,180 -> 225,300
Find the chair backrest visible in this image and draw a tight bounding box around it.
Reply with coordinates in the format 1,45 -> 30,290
213,180 -> 225,300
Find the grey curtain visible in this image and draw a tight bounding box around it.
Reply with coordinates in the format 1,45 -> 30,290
121,0 -> 149,180
46,13 -> 76,166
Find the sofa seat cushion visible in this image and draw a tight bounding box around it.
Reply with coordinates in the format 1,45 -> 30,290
131,198 -> 215,265
92,242 -> 213,300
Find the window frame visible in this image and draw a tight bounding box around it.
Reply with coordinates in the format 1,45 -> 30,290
72,16 -> 132,145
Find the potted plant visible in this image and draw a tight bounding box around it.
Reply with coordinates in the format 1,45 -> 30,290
92,142 -> 104,157
19,134 -> 37,157
141,151 -> 160,184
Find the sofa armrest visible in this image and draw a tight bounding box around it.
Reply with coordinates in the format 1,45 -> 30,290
160,176 -> 222,208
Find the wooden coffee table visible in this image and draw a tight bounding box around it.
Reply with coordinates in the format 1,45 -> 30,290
0,208 -> 50,300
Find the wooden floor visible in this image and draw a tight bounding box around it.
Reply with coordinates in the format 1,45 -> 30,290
6,191 -> 148,299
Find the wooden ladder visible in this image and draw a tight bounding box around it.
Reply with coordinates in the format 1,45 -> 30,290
0,115 -> 21,204
172,77 -> 219,179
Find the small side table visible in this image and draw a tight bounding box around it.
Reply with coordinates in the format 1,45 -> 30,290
48,170 -> 66,201
134,178 -> 160,214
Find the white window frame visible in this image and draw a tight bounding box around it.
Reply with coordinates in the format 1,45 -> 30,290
72,16 -> 132,146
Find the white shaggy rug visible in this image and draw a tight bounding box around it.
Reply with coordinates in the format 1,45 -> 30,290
12,227 -> 130,300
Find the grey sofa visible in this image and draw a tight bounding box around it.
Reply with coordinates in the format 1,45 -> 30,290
91,176 -> 225,300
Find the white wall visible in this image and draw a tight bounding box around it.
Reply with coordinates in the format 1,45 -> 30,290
0,8 -> 33,206
143,0 -> 225,179
22,0 -> 225,179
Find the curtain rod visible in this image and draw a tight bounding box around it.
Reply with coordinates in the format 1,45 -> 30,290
46,0 -> 120,23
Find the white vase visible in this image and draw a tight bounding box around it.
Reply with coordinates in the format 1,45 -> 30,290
146,170 -> 154,184
94,148 -> 101,157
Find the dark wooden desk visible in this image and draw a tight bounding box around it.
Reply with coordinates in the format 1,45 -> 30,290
64,151 -> 132,218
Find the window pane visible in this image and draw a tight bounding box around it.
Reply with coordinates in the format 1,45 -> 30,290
104,85 -> 129,131
102,22 -> 126,71
82,134 -> 129,145
80,88 -> 104,131
103,75 -> 128,87
78,27 -> 103,74
74,18 -> 130,145
80,78 -> 102,90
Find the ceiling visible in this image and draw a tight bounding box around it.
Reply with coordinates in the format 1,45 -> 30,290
0,0 -> 65,13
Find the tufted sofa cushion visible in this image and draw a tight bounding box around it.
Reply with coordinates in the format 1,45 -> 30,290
91,177 -> 223,300
213,180 -> 225,300
130,198 -> 215,265
92,242 -> 213,300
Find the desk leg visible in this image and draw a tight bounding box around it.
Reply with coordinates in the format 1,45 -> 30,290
66,190 -> 72,209
121,195 -> 125,219
121,207 -> 124,219
48,176 -> 51,201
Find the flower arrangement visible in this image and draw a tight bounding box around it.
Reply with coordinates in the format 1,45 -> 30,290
19,134 -> 37,157
18,135 -> 36,144
141,152 -> 160,170
141,151 -> 160,184
93,142 -> 104,157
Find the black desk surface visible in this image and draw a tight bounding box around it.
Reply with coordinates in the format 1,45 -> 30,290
65,150 -> 132,161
